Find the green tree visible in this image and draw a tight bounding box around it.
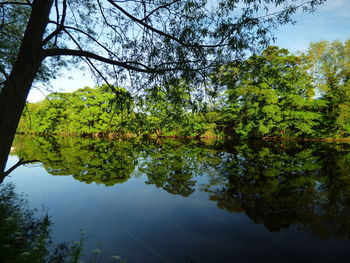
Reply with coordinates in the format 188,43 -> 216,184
138,80 -> 192,136
305,39 -> 350,136
17,85 -> 132,135
217,46 -> 325,138
67,86 -> 116,134
37,93 -> 71,133
0,0 -> 326,174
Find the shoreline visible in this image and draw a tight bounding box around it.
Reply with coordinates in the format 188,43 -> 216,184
15,132 -> 350,142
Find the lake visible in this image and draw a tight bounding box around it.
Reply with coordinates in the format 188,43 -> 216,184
4,135 -> 350,263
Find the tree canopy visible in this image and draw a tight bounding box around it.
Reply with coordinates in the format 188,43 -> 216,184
0,0 -> 327,87
216,46 -> 326,138
304,39 -> 350,136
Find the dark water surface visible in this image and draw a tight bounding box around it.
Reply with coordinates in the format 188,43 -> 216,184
5,135 -> 350,262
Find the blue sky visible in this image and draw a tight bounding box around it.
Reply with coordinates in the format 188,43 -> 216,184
274,0 -> 350,52
27,0 -> 350,102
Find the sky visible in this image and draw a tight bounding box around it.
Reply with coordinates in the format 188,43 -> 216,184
274,0 -> 350,52
27,0 -> 350,102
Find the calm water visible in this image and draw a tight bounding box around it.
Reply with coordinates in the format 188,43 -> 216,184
4,135 -> 350,262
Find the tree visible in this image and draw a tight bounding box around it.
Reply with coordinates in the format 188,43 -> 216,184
0,0 -> 326,174
304,39 -> 350,137
216,46 -> 325,138
66,86 -> 121,134
17,85 -> 132,135
136,79 -> 192,136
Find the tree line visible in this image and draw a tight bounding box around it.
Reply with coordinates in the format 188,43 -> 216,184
18,40 -> 350,139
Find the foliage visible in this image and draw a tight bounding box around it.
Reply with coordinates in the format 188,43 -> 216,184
136,80 -> 191,136
215,46 -> 326,138
304,39 -> 350,136
0,2 -> 30,86
0,0 -> 327,93
18,85 -> 132,135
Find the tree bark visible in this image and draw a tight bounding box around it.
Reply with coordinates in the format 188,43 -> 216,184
0,0 -> 53,176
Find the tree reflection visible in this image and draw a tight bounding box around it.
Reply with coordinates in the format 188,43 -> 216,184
138,139 -> 225,197
12,136 -> 141,186
11,135 -> 350,238
139,141 -> 196,197
203,141 -> 350,238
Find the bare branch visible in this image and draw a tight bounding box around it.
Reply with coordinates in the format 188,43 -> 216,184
1,158 -> 40,182
60,0 -> 67,27
42,0 -> 67,47
43,48 -> 159,73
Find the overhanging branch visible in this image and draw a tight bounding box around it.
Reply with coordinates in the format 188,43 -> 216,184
43,48 -> 166,73
0,158 -> 40,184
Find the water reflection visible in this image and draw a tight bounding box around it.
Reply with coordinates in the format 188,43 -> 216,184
203,141 -> 350,239
13,136 -> 140,186
11,136 -> 350,240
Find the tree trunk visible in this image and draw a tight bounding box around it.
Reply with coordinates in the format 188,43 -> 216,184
0,0 -> 53,177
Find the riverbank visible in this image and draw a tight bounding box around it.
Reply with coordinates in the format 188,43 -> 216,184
16,131 -> 350,143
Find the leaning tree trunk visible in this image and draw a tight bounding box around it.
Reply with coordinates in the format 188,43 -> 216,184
0,0 -> 53,179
